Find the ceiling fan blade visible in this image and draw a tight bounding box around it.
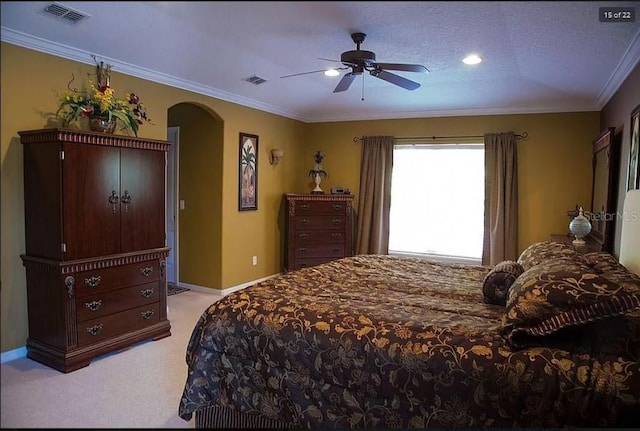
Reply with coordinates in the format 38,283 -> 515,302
372,70 -> 421,90
280,69 -> 329,79
281,66 -> 350,79
375,63 -> 430,73
333,72 -> 357,93
318,57 -> 340,62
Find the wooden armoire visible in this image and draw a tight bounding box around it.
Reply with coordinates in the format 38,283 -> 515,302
19,128 -> 172,373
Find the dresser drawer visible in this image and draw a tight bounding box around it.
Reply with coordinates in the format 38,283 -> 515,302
294,256 -> 337,270
76,281 -> 159,322
76,260 -> 159,297
293,200 -> 348,215
77,302 -> 160,347
294,215 -> 346,230
294,243 -> 345,258
294,230 -> 345,244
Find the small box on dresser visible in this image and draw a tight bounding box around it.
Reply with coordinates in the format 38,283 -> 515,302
19,128 -> 172,373
284,193 -> 355,271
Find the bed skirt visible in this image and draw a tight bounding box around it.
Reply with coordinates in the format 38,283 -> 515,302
194,406 -> 294,429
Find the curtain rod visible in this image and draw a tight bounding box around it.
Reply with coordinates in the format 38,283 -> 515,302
353,132 -> 528,143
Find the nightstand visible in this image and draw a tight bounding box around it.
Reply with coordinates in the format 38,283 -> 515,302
550,234 -> 602,253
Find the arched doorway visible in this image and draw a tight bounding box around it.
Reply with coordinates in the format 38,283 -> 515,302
167,103 -> 224,290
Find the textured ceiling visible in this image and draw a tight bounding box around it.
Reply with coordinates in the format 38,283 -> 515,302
1,1 -> 639,123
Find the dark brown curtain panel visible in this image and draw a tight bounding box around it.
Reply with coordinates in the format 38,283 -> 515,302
355,136 -> 395,255
482,132 -> 518,265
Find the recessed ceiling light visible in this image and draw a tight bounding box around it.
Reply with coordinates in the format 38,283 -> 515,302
462,54 -> 482,65
324,69 -> 340,77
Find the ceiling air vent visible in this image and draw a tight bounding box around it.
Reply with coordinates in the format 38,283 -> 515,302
242,75 -> 268,85
43,3 -> 88,24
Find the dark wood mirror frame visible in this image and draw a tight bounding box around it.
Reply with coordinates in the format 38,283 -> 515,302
589,127 -> 619,253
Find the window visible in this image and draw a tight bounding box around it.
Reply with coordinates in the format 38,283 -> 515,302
389,144 -> 484,263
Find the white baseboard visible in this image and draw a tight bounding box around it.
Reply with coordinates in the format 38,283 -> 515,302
176,273 -> 281,297
2,273 -> 283,363
1,347 -> 27,364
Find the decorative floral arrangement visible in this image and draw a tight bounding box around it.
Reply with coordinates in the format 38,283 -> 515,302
308,150 -> 328,178
55,58 -> 152,136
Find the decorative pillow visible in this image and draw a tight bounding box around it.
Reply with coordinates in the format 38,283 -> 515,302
516,240 -> 584,271
482,260 -> 524,306
500,260 -> 640,349
583,251 -> 640,285
583,251 -> 620,270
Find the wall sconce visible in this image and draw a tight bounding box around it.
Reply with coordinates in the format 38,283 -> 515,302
269,148 -> 284,165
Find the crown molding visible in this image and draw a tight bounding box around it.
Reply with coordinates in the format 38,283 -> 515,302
1,27 -> 307,122
304,104 -> 600,123
596,27 -> 640,109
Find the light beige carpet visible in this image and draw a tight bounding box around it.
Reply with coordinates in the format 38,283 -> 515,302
1,288 -> 219,428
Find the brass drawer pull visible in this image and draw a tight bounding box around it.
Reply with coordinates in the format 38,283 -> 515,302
299,248 -> 308,255
85,276 -> 101,288
331,232 -> 342,239
85,300 -> 102,311
332,219 -> 342,225
140,288 -> 154,298
298,233 -> 309,239
141,310 -> 155,320
140,267 -> 153,277
333,204 -> 342,211
300,204 -> 310,211
86,324 -> 103,336
331,247 -> 340,253
301,218 -> 309,224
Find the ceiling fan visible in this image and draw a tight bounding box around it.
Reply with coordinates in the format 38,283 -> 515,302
281,32 -> 430,93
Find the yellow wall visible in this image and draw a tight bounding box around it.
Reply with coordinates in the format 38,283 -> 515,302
1,42 -> 600,354
1,43 -> 305,352
302,114 -> 600,254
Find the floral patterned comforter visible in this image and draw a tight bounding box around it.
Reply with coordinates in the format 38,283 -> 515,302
178,254 -> 640,428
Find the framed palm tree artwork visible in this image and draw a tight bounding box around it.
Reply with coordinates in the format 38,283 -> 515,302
239,132 -> 259,211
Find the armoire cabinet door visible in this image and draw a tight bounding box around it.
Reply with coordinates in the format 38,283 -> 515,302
119,148 -> 166,252
62,143 -> 120,260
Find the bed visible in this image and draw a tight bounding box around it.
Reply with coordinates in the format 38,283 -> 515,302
178,191 -> 640,428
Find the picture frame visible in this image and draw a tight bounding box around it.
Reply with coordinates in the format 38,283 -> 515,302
238,132 -> 259,211
629,104 -> 640,191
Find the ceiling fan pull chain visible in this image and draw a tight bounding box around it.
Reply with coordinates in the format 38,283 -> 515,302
361,73 -> 365,101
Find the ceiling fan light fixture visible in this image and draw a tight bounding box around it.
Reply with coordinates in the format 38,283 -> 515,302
282,32 -> 428,93
463,54 -> 482,65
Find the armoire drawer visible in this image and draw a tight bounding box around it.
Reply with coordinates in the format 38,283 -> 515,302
76,260 -> 159,297
76,281 -> 160,322
77,302 -> 160,347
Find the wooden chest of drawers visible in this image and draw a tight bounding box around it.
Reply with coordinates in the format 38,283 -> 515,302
284,193 -> 354,271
